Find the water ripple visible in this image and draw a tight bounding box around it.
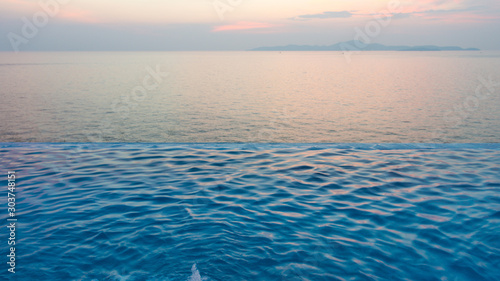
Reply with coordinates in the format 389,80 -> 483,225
0,143 -> 499,281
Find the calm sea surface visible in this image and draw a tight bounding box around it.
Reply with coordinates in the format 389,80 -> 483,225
1,51 -> 499,142
1,143 -> 500,281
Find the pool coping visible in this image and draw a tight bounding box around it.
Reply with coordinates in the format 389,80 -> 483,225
1,143 -> 500,150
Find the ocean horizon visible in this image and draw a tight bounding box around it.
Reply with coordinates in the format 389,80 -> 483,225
1,51 -> 499,281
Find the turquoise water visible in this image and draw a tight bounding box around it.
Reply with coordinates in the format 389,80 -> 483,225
1,143 -> 499,280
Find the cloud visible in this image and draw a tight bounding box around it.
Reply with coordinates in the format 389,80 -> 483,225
289,10 -> 410,21
389,13 -> 412,19
402,5 -> 500,22
290,11 -> 352,21
397,0 -> 500,18
287,3 -> 496,23
212,22 -> 274,32
58,9 -> 101,24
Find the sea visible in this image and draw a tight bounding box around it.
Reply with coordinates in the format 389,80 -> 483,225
0,52 -> 499,281
0,51 -> 499,143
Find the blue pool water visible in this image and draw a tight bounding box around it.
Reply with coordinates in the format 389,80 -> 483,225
1,143 -> 499,281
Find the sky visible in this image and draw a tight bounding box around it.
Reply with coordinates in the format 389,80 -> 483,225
1,0 -> 499,51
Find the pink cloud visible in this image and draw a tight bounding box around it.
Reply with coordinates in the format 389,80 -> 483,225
212,21 -> 275,32
58,9 -> 100,24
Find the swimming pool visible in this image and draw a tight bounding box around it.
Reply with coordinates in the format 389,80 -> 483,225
1,143 -> 499,280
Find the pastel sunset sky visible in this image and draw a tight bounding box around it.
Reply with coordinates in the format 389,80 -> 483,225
1,0 -> 499,51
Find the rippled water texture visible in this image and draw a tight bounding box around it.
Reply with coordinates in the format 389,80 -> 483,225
1,143 -> 499,280
1,52 -> 500,142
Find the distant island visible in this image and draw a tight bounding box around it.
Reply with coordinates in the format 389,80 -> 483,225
250,40 -> 480,51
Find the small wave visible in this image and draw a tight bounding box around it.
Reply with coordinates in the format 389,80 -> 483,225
188,264 -> 207,281
88,264 -> 205,281
90,270 -> 131,281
